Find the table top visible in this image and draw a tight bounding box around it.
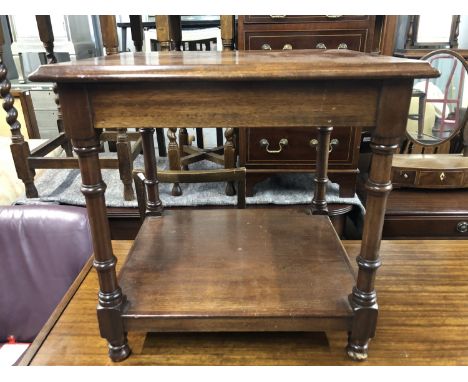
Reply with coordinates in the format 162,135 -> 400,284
20,239 -> 468,366
29,50 -> 439,83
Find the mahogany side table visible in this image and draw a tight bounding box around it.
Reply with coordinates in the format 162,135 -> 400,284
29,49 -> 438,362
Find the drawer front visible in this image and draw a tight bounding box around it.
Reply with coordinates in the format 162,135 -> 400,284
417,170 -> 465,188
384,216 -> 468,238
244,15 -> 371,24
246,31 -> 366,51
392,169 -> 417,186
247,127 -> 357,165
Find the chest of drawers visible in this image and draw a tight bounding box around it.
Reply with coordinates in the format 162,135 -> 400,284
238,15 -> 388,197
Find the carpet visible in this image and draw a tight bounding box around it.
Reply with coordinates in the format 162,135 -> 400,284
14,154 -> 365,213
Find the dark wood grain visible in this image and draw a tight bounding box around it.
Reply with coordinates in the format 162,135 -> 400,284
118,210 -> 354,332
20,240 -> 468,366
30,49 -> 436,362
29,50 -> 439,83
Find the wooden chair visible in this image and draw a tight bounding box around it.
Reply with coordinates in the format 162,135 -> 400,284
1,16 -> 142,201
155,16 -> 237,197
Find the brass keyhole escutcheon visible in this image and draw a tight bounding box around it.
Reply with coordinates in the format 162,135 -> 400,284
440,172 -> 446,182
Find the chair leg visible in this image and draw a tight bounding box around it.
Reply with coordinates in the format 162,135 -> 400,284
116,129 -> 135,201
1,54 -> 38,197
179,128 -> 189,171
10,142 -> 38,198
224,128 -> 236,196
53,83 -> 73,157
216,127 -> 224,147
167,128 -> 182,196
155,128 -> 167,157
196,128 -> 204,148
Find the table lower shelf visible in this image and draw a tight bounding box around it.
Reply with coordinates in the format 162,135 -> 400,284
117,208 -> 356,332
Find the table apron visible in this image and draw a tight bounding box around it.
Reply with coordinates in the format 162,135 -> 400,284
87,80 -> 380,129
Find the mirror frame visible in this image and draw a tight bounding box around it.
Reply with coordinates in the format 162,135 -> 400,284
405,15 -> 460,50
405,48 -> 468,147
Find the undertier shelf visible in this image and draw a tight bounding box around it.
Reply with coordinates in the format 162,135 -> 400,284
118,208 -> 356,332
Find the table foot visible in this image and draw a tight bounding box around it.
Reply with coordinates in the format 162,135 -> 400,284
346,341 -> 368,361
108,342 -> 131,362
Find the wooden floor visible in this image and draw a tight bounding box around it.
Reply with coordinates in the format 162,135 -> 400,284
23,240 -> 468,365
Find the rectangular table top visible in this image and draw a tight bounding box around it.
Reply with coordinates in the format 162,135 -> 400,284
29,50 -> 439,83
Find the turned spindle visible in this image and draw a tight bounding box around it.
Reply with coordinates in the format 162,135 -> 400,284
347,79 -> 414,361
36,16 -> 73,157
129,15 -> 144,52
311,126 -> 333,215
139,128 -> 163,216
167,127 -> 182,196
220,16 -> 235,51
60,83 -> 130,362
224,128 -> 236,196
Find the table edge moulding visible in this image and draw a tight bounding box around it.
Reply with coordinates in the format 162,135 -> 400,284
28,49 -> 438,362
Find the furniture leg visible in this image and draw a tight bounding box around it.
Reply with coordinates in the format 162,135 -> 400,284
312,126 -> 332,215
139,128 -> 163,216
220,16 -> 235,50
129,15 -> 144,52
156,128 -> 167,157
224,127 -> 236,196
12,53 -> 26,83
216,127 -> 224,147
196,128 -> 204,148
178,128 -> 189,170
167,127 -> 182,196
347,79 -> 413,361
116,128 -> 135,201
60,83 -> 130,362
36,16 -> 74,158
1,33 -> 38,197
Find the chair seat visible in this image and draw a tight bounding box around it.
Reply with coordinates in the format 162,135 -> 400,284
118,208 -> 355,332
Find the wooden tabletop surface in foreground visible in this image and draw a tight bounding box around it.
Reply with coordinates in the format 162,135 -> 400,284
21,240 -> 468,366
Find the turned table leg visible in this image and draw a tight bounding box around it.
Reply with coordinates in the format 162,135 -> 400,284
139,128 -> 163,216
347,79 -> 413,361
312,126 -> 333,215
59,83 -> 130,362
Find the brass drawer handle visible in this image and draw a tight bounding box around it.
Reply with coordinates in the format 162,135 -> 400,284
269,15 -> 287,19
326,15 -> 343,19
282,43 -> 293,50
259,138 -> 288,154
261,43 -> 272,50
338,43 -> 348,49
316,42 -> 327,49
440,172 -> 446,182
457,221 -> 468,233
310,138 -> 339,152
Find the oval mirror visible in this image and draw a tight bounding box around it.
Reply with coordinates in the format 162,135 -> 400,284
406,49 -> 468,149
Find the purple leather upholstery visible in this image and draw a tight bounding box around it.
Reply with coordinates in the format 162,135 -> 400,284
0,205 -> 92,342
